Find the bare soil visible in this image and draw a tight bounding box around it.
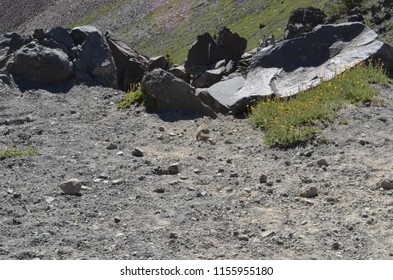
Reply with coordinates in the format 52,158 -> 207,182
1,83 -> 393,260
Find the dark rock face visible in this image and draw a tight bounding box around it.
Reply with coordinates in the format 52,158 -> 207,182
285,7 -> 327,39
142,69 -> 217,118
105,32 -> 149,91
216,26 -> 247,61
148,55 -> 171,72
184,32 -> 224,79
8,42 -> 73,84
72,26 -> 118,88
0,32 -> 30,69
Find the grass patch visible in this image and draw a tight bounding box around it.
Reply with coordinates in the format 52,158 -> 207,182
0,145 -> 38,158
249,61 -> 390,148
69,0 -> 125,28
117,89 -> 157,111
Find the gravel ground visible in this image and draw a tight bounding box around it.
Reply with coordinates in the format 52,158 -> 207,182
1,83 -> 393,260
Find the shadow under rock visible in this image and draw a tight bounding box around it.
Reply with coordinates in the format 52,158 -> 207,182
12,75 -> 75,94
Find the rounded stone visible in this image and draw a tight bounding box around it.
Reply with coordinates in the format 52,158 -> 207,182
59,179 -> 82,195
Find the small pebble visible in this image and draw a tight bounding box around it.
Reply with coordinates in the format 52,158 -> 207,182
238,235 -> 249,241
59,179 -> 82,195
332,242 -> 340,250
169,232 -> 178,239
299,186 -> 318,198
259,174 -> 268,184
106,143 -> 118,150
114,217 -> 121,223
168,163 -> 180,175
132,148 -> 144,157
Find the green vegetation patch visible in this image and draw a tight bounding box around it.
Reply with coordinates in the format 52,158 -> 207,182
249,61 -> 390,148
117,89 -> 157,111
0,145 -> 38,158
69,0 -> 125,28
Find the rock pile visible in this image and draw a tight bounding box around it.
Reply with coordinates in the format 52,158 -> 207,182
2,9 -> 393,117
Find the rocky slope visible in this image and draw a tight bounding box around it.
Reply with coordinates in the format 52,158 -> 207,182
2,0 -> 393,261
1,82 -> 393,259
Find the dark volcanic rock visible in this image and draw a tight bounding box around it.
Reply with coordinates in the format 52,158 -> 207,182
8,41 -> 73,84
184,32 -> 224,79
216,26 -> 247,61
72,26 -> 117,88
105,31 -> 149,91
142,69 -> 217,118
285,7 -> 327,39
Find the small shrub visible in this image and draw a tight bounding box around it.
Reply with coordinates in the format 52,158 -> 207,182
117,88 -> 157,111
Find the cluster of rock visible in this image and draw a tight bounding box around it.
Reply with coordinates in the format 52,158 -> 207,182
2,4 -> 393,117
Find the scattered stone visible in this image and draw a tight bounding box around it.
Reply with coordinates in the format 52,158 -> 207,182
99,173 -> 109,179
261,231 -> 276,238
259,174 -> 268,184
332,242 -> 340,250
116,151 -> 124,156
299,186 -> 318,198
304,150 -> 314,157
266,181 -> 274,187
158,126 -> 165,132
44,196 -> 55,204
197,191 -> 207,197
238,234 -> 249,241
169,232 -> 178,239
114,217 -> 121,223
378,179 -> 393,190
168,163 -> 180,175
106,143 -> 118,150
13,193 -> 21,199
112,179 -> 122,186
132,148 -> 144,157
230,172 -> 239,178
317,158 -> 329,167
153,188 -> 165,194
59,179 -> 82,195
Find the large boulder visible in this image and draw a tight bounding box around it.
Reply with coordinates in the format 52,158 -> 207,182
192,68 -> 225,88
285,7 -> 327,39
142,69 -> 217,118
0,32 -> 30,70
8,41 -> 73,84
197,75 -> 246,114
216,26 -> 247,61
231,22 -> 393,114
72,26 -> 117,88
184,33 -> 224,79
105,32 -> 149,91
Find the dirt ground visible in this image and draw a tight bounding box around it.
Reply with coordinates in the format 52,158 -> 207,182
1,82 -> 393,260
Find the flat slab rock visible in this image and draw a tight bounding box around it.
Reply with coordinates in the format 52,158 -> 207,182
230,22 -> 393,114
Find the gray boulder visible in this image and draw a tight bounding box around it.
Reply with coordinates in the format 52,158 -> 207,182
216,26 -> 247,61
285,7 -> 327,39
184,32 -> 224,79
0,32 -> 29,70
197,75 -> 245,114
168,65 -> 189,83
105,31 -> 149,91
72,26 -> 117,88
192,68 -> 224,88
142,69 -> 217,118
8,41 -> 73,84
231,22 -> 393,114
148,55 -> 171,72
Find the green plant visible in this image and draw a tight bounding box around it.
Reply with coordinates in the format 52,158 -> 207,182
117,88 -> 157,111
0,145 -> 38,158
249,61 -> 389,148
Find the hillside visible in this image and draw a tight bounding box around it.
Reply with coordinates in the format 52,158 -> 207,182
2,0 -> 393,261
0,0 -> 371,63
